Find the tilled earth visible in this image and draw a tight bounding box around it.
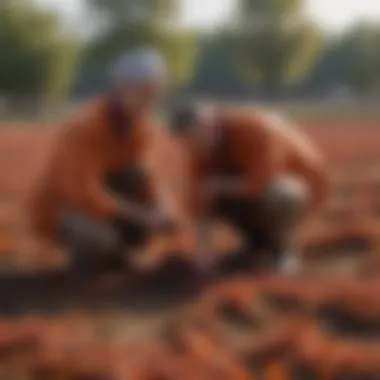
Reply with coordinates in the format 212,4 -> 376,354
0,248 -> 378,380
1,124 -> 380,378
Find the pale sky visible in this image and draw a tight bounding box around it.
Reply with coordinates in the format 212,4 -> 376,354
36,0 -> 380,32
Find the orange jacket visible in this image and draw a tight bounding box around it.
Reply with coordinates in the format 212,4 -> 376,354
28,97 -> 193,250
194,107 -> 330,216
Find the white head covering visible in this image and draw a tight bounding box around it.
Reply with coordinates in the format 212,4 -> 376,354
109,47 -> 166,86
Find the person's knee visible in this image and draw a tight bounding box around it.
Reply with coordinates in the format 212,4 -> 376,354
61,212 -> 120,256
264,177 -> 309,218
258,177 -> 309,247
86,226 -> 120,254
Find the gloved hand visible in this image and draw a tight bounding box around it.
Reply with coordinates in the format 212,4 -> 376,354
145,209 -> 179,234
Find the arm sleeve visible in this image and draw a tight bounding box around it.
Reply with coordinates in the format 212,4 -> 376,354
142,136 -> 181,219
60,135 -> 123,220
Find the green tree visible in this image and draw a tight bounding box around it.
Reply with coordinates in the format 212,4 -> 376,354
189,33 -> 249,96
229,0 -> 324,97
77,0 -> 198,94
339,22 -> 380,95
0,0 -> 78,98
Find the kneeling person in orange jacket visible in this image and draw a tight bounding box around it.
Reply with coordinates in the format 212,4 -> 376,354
29,48 -> 186,276
170,103 -> 330,274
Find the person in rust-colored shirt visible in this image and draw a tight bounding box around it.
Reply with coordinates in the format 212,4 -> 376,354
29,48 -> 192,276
169,103 -> 330,275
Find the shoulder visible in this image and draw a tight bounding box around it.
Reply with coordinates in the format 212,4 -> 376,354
245,107 -> 303,143
256,108 -> 322,159
56,100 -> 109,153
221,106 -> 276,141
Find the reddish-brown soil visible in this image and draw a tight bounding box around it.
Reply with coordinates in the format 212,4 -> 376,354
0,122 -> 379,379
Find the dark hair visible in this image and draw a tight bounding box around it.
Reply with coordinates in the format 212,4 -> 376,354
169,102 -> 202,134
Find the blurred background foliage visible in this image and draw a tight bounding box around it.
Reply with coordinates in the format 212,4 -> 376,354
1,0 -> 380,103
0,0 -> 77,99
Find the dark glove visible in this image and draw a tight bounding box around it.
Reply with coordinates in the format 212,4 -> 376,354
146,210 -> 179,234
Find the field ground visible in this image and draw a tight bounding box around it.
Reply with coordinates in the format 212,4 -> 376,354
0,110 -> 380,378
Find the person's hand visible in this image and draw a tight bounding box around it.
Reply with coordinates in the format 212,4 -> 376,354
120,202 -> 152,227
145,209 -> 179,234
130,235 -> 172,272
120,202 -> 178,233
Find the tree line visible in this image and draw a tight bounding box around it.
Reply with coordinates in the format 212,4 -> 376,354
1,0 -> 380,100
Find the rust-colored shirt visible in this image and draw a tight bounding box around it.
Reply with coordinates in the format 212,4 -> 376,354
195,107 -> 330,215
28,97 -> 185,246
